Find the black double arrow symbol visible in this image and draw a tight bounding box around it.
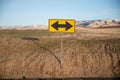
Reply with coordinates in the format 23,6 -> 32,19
51,21 -> 73,31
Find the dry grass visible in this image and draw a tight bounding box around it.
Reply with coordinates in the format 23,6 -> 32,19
0,28 -> 120,78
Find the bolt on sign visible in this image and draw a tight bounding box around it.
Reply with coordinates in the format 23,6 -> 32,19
49,19 -> 75,32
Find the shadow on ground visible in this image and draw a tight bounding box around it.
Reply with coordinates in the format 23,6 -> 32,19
21,37 -> 61,64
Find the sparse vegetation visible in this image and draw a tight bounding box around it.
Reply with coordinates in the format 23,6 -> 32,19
0,28 -> 120,78
0,30 -> 57,38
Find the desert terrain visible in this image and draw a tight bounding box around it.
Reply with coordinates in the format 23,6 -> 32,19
0,19 -> 120,79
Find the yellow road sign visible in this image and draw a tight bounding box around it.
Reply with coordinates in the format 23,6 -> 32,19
49,19 -> 75,32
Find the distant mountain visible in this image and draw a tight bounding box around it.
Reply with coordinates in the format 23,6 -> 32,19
1,19 -> 120,30
15,25 -> 47,30
76,19 -> 120,28
0,25 -> 47,30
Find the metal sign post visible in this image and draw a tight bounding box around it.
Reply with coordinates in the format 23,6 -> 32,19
48,19 -> 75,65
60,32 -> 63,64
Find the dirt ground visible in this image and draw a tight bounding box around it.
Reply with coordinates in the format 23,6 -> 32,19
0,27 -> 120,79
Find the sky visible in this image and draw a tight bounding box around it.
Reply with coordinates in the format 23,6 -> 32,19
0,0 -> 120,26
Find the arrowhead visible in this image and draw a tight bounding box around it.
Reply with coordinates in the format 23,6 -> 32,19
65,21 -> 72,31
51,21 -> 59,30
